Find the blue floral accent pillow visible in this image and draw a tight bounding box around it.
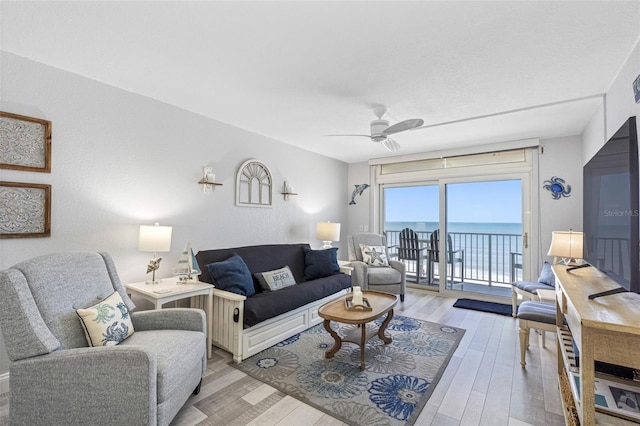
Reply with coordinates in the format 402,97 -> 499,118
76,291 -> 134,347
538,261 -> 555,287
303,247 -> 340,281
206,253 -> 255,297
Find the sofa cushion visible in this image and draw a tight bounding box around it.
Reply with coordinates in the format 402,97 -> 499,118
303,247 -> 340,281
76,291 -> 134,347
196,244 -> 310,292
254,266 -> 297,292
205,254 -> 255,297
243,273 -> 351,327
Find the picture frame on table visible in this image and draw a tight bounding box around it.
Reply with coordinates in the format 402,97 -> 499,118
0,111 -> 52,173
0,181 -> 51,239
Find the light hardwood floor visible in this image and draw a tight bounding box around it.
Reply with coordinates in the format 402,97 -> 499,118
0,287 -> 565,426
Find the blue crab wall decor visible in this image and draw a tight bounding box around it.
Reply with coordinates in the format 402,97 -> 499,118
543,176 -> 571,200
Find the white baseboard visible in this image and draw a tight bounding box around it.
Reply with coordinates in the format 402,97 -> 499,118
0,372 -> 8,394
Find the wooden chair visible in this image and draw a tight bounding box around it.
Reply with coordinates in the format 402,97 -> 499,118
428,229 -> 465,287
396,228 -> 430,284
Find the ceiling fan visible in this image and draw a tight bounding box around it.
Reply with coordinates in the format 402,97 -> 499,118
328,105 -> 424,152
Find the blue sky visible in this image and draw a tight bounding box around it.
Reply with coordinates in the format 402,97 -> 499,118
384,180 -> 522,223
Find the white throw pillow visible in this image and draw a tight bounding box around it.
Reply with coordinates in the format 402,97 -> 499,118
360,244 -> 389,266
76,291 -> 134,347
254,266 -> 297,291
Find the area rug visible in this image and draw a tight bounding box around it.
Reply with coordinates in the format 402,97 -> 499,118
231,315 -> 465,426
453,298 -> 513,316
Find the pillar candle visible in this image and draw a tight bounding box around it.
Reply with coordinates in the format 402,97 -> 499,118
352,287 -> 363,305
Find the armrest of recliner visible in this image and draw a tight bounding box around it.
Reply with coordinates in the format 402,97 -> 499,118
10,346 -> 157,425
349,260 -> 369,290
389,260 -> 407,275
131,308 -> 205,333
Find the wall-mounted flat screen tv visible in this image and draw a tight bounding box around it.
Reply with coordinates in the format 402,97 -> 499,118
583,116 -> 639,293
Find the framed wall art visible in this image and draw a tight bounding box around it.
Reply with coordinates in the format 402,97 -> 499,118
236,159 -> 273,207
0,111 -> 52,173
0,181 -> 51,238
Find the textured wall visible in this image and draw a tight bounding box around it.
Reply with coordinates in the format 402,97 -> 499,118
0,52 -> 349,375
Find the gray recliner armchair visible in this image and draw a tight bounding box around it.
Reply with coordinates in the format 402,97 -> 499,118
0,252 -> 207,426
347,233 -> 406,301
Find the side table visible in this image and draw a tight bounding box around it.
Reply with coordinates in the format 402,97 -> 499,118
125,277 -> 214,358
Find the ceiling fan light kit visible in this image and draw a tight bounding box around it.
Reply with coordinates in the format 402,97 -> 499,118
370,119 -> 389,142
328,105 -> 423,153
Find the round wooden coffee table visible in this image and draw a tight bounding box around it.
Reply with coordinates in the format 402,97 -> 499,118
317,290 -> 398,370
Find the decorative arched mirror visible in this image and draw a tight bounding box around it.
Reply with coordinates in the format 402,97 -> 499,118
235,159 -> 273,207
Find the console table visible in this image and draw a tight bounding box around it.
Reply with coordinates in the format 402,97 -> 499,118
553,265 -> 640,425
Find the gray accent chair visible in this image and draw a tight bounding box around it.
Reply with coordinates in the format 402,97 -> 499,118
347,233 -> 406,301
0,252 -> 207,426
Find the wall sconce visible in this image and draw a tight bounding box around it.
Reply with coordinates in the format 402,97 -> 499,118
198,167 -> 222,194
281,180 -> 298,200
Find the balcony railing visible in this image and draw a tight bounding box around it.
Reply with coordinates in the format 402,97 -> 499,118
385,229 -> 523,286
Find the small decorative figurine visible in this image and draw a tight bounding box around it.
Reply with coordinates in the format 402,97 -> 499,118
145,257 -> 162,284
543,176 -> 571,200
349,183 -> 370,205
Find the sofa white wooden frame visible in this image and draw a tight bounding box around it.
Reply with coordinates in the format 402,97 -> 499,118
199,287 -> 349,363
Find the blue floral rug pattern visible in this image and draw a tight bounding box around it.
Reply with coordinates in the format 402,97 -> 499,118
231,315 -> 465,426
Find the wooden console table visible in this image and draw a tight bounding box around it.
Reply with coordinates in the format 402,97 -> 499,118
553,265 -> 640,425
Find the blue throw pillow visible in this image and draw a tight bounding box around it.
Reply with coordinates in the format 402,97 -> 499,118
206,254 -> 255,297
538,261 -> 555,287
303,247 -> 340,281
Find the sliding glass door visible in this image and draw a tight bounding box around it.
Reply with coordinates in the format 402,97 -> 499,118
381,175 -> 529,298
443,179 -> 524,296
383,184 -> 439,288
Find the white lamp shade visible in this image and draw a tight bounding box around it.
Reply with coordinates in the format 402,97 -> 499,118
138,224 -> 173,252
316,222 -> 341,242
548,231 -> 584,259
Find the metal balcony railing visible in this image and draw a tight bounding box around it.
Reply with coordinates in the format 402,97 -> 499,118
385,229 -> 523,286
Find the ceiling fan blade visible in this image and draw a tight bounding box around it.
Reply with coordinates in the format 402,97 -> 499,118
383,118 -> 424,135
325,134 -> 371,138
382,138 -> 400,152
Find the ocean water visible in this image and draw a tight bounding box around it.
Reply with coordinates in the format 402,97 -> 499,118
385,221 -> 522,235
384,221 -> 523,283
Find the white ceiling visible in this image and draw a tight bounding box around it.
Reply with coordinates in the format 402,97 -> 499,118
1,1 -> 639,163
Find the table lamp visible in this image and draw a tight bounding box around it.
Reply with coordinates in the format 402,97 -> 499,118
138,223 -> 172,284
548,230 -> 584,266
316,221 -> 341,249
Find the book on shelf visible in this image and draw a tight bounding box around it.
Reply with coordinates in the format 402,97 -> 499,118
570,371 -> 640,421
